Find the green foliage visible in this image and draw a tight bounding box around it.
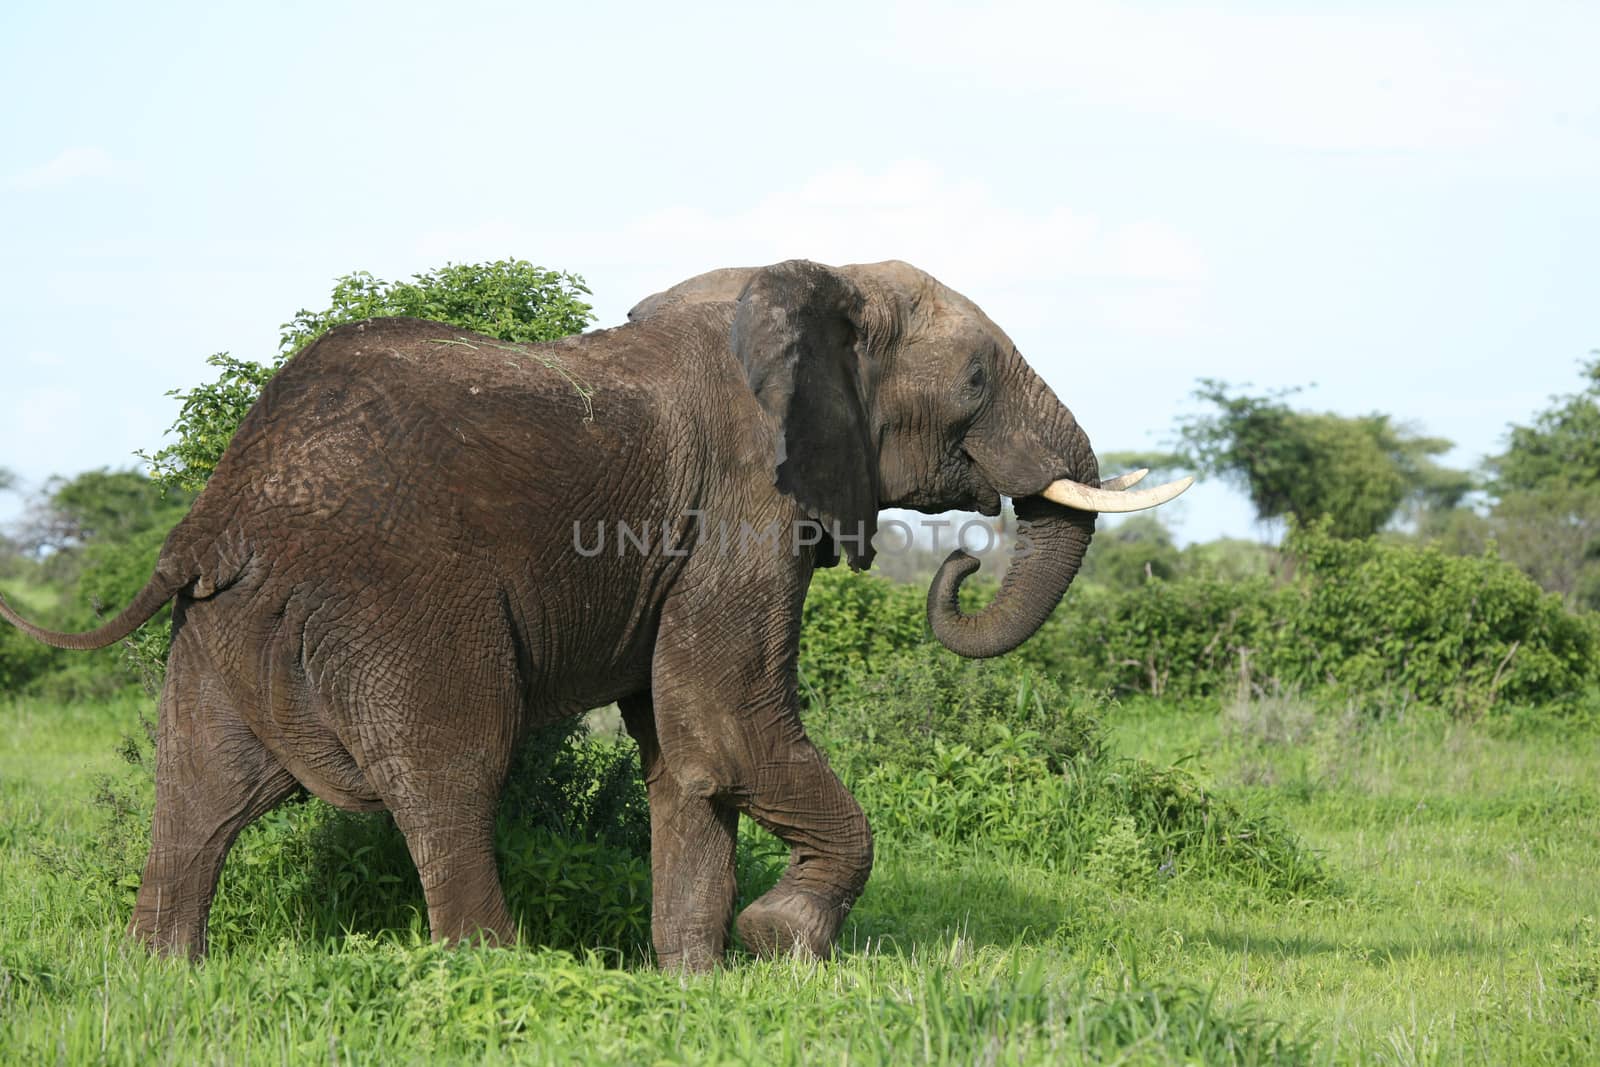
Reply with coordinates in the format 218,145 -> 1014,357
58,712 -> 651,958
28,469 -> 187,554
1176,380 -> 1470,538
140,260 -> 595,493
74,507 -> 184,688
279,262 -> 595,357
833,524 -> 1595,714
1067,522 -> 1597,713
805,637 -> 1328,896
799,566 -> 928,693
1077,515 -> 1181,589
1031,578 -> 1284,701
0,623 -> 60,694
1488,352 -> 1600,494
1277,522 -> 1598,713
137,355 -> 280,496
814,648 -> 1104,774
1065,515 -> 1275,593
1177,536 -> 1275,583
499,717 -> 651,858
1475,355 -> 1600,610
0,471 -> 187,696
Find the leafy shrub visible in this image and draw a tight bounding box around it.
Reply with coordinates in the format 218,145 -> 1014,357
0,624 -> 61,694
846,734 -> 1327,898
810,640 -> 1330,897
1018,521 -> 1597,714
813,646 -> 1103,774
1076,514 -> 1182,589
1026,579 -> 1286,700
499,717 -> 651,858
799,566 -> 927,693
1276,523 -> 1600,713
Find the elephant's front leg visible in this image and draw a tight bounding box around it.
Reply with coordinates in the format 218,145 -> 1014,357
647,585 -> 874,964
619,692 -> 738,972
731,734 -> 873,961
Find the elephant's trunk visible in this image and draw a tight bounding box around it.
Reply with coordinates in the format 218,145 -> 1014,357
926,496 -> 1094,659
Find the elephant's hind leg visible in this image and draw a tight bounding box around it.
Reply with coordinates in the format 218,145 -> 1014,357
131,620 -> 298,960
380,778 -> 516,947
349,660 -> 521,947
619,691 -> 738,971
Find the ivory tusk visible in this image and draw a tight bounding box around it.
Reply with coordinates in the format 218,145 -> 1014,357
1098,469 -> 1149,492
1041,474 -> 1194,513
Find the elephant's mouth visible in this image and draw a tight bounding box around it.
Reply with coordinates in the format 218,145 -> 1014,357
957,449 -> 1004,517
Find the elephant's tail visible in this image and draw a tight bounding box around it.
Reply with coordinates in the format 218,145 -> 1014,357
0,561 -> 191,651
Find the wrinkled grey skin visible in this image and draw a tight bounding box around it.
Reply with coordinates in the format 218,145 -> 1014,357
0,259 -> 1101,969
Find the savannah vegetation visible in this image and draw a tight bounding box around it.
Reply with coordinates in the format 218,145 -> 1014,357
1,262 -> 1596,1064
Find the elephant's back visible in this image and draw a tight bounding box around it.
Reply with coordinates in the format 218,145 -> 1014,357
187,318 -> 670,563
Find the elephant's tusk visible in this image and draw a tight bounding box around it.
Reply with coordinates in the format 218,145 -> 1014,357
1041,475 -> 1194,513
1098,469 -> 1149,492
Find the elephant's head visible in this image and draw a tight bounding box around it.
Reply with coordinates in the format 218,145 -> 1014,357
630,260 -> 1191,659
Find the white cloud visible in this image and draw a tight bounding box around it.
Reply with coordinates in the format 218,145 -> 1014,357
10,147 -> 126,190
622,161 -> 1208,285
412,160 -> 1211,334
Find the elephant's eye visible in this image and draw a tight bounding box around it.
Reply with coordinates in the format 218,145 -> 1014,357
967,365 -> 986,390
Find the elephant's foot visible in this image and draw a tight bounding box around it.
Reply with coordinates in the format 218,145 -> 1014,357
735,882 -> 849,961
127,913 -> 207,962
654,939 -> 724,974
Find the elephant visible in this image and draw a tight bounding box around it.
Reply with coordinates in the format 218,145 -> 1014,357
0,258 -> 1189,968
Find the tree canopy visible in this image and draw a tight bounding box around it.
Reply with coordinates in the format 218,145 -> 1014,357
1174,380 -> 1470,539
24,469 -> 188,554
1487,353 -> 1600,496
1478,354 -> 1600,609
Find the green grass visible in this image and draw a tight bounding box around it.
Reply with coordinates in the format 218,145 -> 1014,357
2,692 -> 1597,1064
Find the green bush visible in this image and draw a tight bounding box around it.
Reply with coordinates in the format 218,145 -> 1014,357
1025,522 -> 1597,714
1025,579 -> 1286,700
799,567 -> 927,694
1276,523 -> 1599,713
813,647 -> 1103,774
809,640 -> 1329,897
0,625 -> 60,694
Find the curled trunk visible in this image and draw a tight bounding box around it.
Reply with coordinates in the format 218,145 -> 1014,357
927,495 -> 1094,659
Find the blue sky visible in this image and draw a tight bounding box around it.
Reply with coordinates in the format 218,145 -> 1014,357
3,1 -> 1595,542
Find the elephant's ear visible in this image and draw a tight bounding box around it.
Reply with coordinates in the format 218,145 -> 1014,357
732,260 -> 879,570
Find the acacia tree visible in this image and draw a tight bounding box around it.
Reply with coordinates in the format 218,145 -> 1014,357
1173,380 -> 1470,539
1483,354 -> 1600,609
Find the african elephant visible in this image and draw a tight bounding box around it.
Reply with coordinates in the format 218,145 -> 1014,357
0,259 -> 1188,968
